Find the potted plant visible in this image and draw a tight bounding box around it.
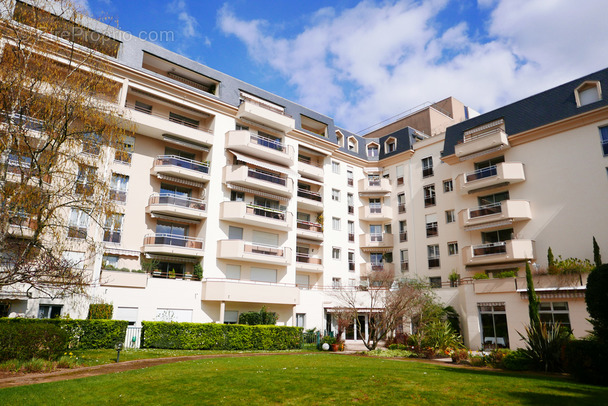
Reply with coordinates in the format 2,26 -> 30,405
320,335 -> 336,351
184,270 -> 193,280
169,269 -> 176,279
193,263 -> 203,280
449,270 -> 460,287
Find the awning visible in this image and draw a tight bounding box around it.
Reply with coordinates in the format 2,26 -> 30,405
149,213 -> 201,224
477,302 -> 505,307
104,247 -> 141,257
299,145 -> 329,157
459,146 -> 506,161
464,219 -> 513,231
297,177 -> 324,187
231,151 -> 296,177
156,174 -> 205,188
162,134 -> 210,152
360,247 -> 393,253
0,291 -> 28,300
144,254 -> 200,264
296,238 -> 323,246
359,192 -> 390,197
226,183 -> 288,202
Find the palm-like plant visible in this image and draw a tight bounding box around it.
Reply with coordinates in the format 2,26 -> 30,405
518,322 -> 571,372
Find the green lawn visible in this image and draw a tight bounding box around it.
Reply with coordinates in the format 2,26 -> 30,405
2,354 -> 606,405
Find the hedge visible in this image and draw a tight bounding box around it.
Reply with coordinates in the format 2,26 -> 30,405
0,318 -> 128,350
564,339 -> 608,386
0,322 -> 69,361
141,321 -> 302,350
87,304 -> 114,319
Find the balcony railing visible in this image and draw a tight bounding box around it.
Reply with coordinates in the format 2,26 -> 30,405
244,243 -> 286,257
155,155 -> 209,175
248,168 -> 287,186
369,205 -> 382,214
348,233 -> 354,242
469,202 -> 502,218
298,156 -> 323,168
297,188 -> 322,202
149,193 -> 206,211
466,165 -> 498,183
1,112 -> 44,131
144,233 -> 204,250
368,179 -> 381,187
297,220 -> 323,233
426,222 -> 438,237
247,204 -> 287,221
472,241 -> 507,257
296,253 -> 322,264
370,233 -> 384,242
8,212 -> 35,229
370,263 -> 385,271
428,257 -> 440,268
249,133 -> 287,153
398,203 -> 406,214
126,102 -> 212,133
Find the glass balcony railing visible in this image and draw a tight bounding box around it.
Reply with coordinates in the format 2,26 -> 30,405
472,241 -> 507,257
149,194 -> 206,211
144,233 -> 204,249
297,220 -> 323,233
466,165 -> 498,182
249,133 -> 286,153
248,169 -> 286,186
246,204 -> 287,221
469,202 -> 502,218
297,188 -> 322,202
154,155 -> 209,174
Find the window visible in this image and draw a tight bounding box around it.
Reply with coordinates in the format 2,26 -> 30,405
469,156 -> 504,182
63,251 -> 85,269
429,277 -> 442,289
347,170 -> 354,186
251,267 -> 278,283
332,217 -> 341,231
396,165 -> 404,185
348,250 -> 355,271
385,138 -> 396,153
478,191 -> 509,206
575,81 -> 602,107
369,198 -> 381,213
38,305 -> 63,319
68,208 -> 89,239
228,226 -> 243,240
481,228 -> 513,243
423,184 -> 436,207
448,242 -> 459,256
115,307 -> 138,326
332,161 -> 340,174
397,193 -> 406,214
230,191 -> 245,202
296,274 -> 310,289
399,221 -> 407,242
102,254 -> 119,269
370,224 -> 382,241
82,133 -> 101,156
539,302 -> 571,329
479,303 -> 509,349
348,221 -> 355,242
367,144 -> 378,157
110,173 -> 129,203
347,193 -> 354,214
0,303 -> 9,318
600,127 -> 608,156
75,165 -> 96,195
428,244 -> 440,268
156,222 -> 187,237
400,249 -> 409,272
296,313 -> 306,328
445,210 -> 456,224
443,179 -> 453,193
332,189 -> 340,202
332,277 -> 342,289
347,137 -> 357,152
426,214 -> 438,237
422,157 -> 434,178
115,135 -> 135,163
103,213 -> 123,243
224,310 -> 239,325
332,247 -> 341,260
226,264 -> 241,279
135,100 -> 153,114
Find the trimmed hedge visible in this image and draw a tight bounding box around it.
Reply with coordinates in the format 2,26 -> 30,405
564,339 -> 608,386
141,321 -> 302,350
0,318 -> 128,350
87,304 -> 114,319
0,322 -> 69,361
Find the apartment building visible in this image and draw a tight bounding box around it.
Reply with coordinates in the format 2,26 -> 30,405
1,1 -> 607,350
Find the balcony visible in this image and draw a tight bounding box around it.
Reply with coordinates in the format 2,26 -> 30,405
359,233 -> 394,250
297,156 -> 324,181
7,213 -> 36,238
459,200 -> 531,230
224,165 -> 293,197
456,162 -> 525,195
358,178 -> 391,195
236,97 -> 295,133
296,220 -> 323,241
225,130 -> 294,167
358,205 -> 393,221
295,254 -> 323,273
360,263 -> 394,277
101,270 -> 147,288
462,239 -> 535,266
217,240 -> 292,266
455,128 -> 510,159
146,194 -> 207,220
124,102 -> 213,146
201,278 -> 300,305
220,201 -> 292,231
142,234 -> 205,257
296,188 -> 323,212
151,155 -> 211,183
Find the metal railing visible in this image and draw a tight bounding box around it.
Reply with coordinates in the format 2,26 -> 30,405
426,222 -> 438,237
297,220 -> 322,233
248,168 -> 287,186
126,102 -> 212,133
144,233 -> 204,249
244,243 -> 286,257
124,326 -> 142,349
154,155 -> 210,174
469,202 -> 502,218
296,253 -> 322,264
1,112 -> 44,131
472,241 -> 507,257
398,203 -> 406,214
370,233 -> 383,242
249,133 -> 287,153
149,193 -> 206,211
246,204 -> 287,221
298,156 -> 323,168
297,188 -> 322,202
466,165 -> 498,182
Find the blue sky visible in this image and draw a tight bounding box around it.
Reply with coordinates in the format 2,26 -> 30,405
78,0 -> 608,133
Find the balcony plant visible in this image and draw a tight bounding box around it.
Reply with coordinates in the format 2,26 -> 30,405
449,271 -> 460,287
193,263 -> 203,280
168,269 -> 176,279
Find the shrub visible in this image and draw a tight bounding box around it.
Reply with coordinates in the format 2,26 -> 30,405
586,264 -> 608,341
548,256 -> 594,275
193,263 -> 203,280
421,320 -> 463,351
496,271 -> 517,278
0,322 -> 68,361
450,348 -> 469,364
473,273 -> 489,280
238,306 -> 278,326
518,322 -> 571,372
564,339 -> 608,386
87,304 -> 113,319
485,348 -> 511,368
141,321 -> 302,350
470,355 -> 486,367
503,349 -> 533,371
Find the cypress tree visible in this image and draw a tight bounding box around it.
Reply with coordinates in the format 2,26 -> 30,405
526,262 -> 541,328
593,237 -> 602,267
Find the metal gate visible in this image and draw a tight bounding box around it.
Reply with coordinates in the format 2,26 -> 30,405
124,326 -> 142,349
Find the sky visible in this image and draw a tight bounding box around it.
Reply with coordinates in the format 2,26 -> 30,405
76,0 -> 608,133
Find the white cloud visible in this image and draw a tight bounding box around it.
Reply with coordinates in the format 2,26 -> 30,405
72,0 -> 91,14
169,0 -> 199,39
218,0 -> 608,131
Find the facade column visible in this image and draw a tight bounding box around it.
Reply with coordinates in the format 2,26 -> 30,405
292,305 -> 296,327
219,301 -> 225,324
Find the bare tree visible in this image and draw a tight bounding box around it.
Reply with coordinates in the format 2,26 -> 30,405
333,269 -> 432,350
0,0 -> 129,299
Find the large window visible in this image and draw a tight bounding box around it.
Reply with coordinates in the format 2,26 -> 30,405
38,305 -> 62,319
332,247 -> 341,260
422,156 -> 434,178
68,208 -> 89,239
399,221 -> 407,242
600,126 -> 608,156
332,217 -> 341,231
539,302 -> 571,330
479,303 -> 510,349
427,245 -> 440,268
75,165 -> 96,195
423,184 -> 436,207
110,173 -> 129,203
103,213 -> 123,243
332,161 -> 340,174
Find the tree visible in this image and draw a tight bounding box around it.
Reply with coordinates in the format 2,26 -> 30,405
333,269 -> 431,350
525,262 -> 540,328
547,247 -> 555,269
593,237 -> 602,268
586,263 -> 608,341
0,0 -> 129,299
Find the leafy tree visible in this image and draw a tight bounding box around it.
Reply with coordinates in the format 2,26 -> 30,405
593,237 -> 602,267
0,0 -> 129,298
525,262 -> 540,328
586,263 -> 608,341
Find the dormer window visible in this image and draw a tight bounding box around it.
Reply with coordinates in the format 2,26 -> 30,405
347,137 -> 358,152
336,131 -> 344,147
575,81 -> 602,107
367,143 -> 379,157
385,137 -> 397,153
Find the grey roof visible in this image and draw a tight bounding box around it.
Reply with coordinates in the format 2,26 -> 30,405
443,67 -> 608,157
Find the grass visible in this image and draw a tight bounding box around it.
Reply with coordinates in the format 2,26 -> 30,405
1,353 -> 606,405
